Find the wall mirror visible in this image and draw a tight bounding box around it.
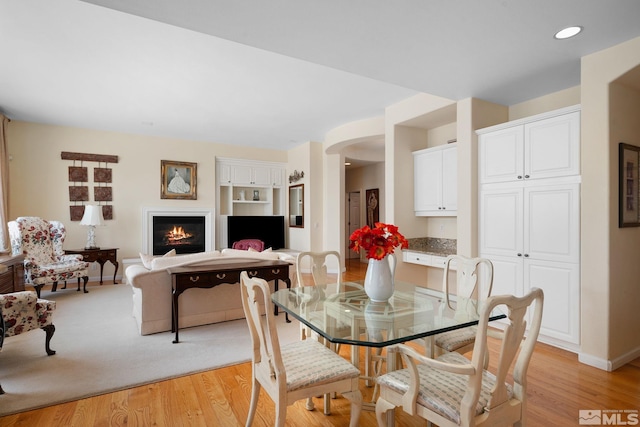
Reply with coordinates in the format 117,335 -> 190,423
289,184 -> 304,228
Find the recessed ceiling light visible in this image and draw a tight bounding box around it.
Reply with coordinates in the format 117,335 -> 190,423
344,162 -> 352,166
554,26 -> 583,40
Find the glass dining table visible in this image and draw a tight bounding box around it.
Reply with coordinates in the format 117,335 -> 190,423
271,280 -> 506,422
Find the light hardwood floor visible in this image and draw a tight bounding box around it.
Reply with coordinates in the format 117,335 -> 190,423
1,258 -> 639,426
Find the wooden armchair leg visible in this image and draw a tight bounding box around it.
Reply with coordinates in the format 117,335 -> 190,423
78,276 -> 89,293
33,284 -> 43,298
43,324 -> 56,355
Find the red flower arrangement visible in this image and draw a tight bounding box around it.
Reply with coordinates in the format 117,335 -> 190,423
349,222 -> 408,260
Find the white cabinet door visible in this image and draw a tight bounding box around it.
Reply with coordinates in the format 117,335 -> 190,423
441,146 -> 458,212
217,163 -> 232,185
230,165 -> 253,185
413,144 -> 457,216
525,111 -> 580,180
414,149 -> 442,213
524,183 -> 580,263
251,166 -> 272,186
524,259 -> 580,345
271,168 -> 285,187
481,254 -> 524,300
479,126 -> 523,184
479,186 -> 523,257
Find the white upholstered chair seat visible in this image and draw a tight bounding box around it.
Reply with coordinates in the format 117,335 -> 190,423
434,326 -> 477,353
280,339 -> 361,392
376,351 -> 512,424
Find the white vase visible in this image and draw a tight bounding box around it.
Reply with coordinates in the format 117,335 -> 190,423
363,253 -> 397,302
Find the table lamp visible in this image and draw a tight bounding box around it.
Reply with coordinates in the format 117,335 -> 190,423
80,204 -> 104,250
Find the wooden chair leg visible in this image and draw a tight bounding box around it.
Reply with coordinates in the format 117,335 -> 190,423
43,324 -> 56,355
78,276 -> 89,293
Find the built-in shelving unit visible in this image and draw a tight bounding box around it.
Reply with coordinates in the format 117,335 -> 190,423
216,157 -> 286,249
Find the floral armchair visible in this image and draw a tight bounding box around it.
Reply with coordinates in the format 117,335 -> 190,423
0,290 -> 57,394
8,217 -> 90,298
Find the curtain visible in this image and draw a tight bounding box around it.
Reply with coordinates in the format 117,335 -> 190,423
0,114 -> 10,252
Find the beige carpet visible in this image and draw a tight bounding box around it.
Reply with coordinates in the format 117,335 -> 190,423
0,283 -> 300,416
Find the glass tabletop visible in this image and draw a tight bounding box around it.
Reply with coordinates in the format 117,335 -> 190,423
271,280 -> 505,348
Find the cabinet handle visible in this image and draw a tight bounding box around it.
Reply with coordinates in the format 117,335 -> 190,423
189,276 -> 200,282
517,253 -> 522,257
524,254 -> 529,257
524,174 -> 530,179
517,175 -> 523,179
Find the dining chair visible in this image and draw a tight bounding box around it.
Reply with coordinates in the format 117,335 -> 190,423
239,271 -> 362,427
295,250 -> 343,341
375,287 -> 544,427
427,255 -> 494,359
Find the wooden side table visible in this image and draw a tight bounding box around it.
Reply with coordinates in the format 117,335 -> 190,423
64,248 -> 119,284
0,254 -> 25,294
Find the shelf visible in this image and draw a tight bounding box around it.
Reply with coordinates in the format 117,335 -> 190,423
232,200 -> 269,204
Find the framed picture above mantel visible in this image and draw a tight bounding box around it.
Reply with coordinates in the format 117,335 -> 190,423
161,160 -> 197,200
619,142 -> 640,227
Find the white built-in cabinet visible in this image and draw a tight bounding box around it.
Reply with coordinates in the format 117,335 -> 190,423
413,143 -> 457,216
477,105 -> 581,351
215,157 -> 286,249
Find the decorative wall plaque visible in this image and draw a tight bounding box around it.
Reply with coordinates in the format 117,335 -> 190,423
68,167 -> 88,182
69,205 -> 85,221
102,205 -> 113,220
94,187 -> 112,202
69,186 -> 89,201
94,168 -> 112,183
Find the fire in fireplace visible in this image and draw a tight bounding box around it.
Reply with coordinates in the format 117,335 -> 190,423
152,216 -> 205,255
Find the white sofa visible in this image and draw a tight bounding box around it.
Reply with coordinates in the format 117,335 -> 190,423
125,249 -> 297,335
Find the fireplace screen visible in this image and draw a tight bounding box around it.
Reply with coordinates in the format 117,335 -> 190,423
152,216 -> 205,255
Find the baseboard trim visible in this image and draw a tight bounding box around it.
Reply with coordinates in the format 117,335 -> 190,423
579,345 -> 640,371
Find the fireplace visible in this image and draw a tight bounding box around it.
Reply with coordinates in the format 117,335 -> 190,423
152,216 -> 205,255
142,207 -> 214,255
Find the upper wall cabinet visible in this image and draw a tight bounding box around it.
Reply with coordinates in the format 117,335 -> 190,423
478,107 -> 580,184
218,162 -> 279,186
216,157 -> 286,217
413,143 -> 457,216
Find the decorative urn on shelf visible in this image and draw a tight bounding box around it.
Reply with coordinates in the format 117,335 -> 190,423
349,222 -> 408,303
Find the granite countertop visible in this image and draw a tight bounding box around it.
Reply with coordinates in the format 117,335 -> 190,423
404,237 -> 457,256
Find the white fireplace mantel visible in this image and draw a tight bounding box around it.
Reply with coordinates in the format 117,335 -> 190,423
142,207 -> 214,255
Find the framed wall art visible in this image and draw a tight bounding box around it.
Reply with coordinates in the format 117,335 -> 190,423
619,142 -> 640,227
366,188 -> 379,228
161,160 -> 197,200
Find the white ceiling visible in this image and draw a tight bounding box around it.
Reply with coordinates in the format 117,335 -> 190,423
2,0 -> 640,152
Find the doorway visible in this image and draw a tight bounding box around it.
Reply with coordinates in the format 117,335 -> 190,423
346,191 -> 360,259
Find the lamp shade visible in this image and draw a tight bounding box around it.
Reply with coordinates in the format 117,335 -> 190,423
80,205 -> 104,226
